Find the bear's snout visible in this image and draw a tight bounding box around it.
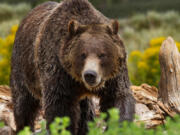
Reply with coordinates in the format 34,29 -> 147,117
81,55 -> 103,89
84,70 -> 97,85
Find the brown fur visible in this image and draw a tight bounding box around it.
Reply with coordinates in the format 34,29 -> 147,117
10,0 -> 135,134
60,23 -> 126,84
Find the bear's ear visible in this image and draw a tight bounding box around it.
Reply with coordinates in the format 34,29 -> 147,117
107,20 -> 119,35
68,20 -> 79,36
111,20 -> 119,35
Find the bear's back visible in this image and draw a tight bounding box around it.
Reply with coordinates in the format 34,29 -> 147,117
11,2 -> 59,98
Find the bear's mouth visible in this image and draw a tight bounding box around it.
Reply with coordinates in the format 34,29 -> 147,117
84,79 -> 105,91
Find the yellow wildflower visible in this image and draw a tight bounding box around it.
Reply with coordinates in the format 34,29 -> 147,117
150,37 -> 166,47
0,25 -> 18,85
129,37 -> 180,87
137,61 -> 148,70
11,25 -> 18,34
130,50 -> 142,57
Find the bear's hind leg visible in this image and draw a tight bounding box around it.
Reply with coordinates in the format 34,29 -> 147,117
11,83 -> 40,133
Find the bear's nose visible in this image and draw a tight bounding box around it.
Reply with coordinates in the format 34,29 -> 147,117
84,70 -> 97,85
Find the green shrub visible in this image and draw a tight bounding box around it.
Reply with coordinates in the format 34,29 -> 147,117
0,121 -> 5,128
120,11 -> 180,53
12,3 -> 31,18
0,4 -> 13,22
0,3 -> 31,22
17,117 -> 71,135
2,108 -> 178,135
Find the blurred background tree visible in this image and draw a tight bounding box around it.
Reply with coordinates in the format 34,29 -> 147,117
0,0 -> 180,86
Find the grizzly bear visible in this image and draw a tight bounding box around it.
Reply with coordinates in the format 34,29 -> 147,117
10,0 -> 135,134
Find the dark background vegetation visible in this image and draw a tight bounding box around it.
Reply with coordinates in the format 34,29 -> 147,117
1,0 -> 180,18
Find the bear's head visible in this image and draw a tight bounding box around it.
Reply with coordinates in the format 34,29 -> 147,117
60,20 -> 126,90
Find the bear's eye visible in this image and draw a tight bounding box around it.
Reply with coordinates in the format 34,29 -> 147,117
80,53 -> 87,59
99,53 -> 106,59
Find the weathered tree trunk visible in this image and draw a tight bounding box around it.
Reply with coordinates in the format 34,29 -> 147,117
159,37 -> 180,113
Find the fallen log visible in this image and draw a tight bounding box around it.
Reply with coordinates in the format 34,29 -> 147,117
0,86 -> 14,129
0,84 -> 176,131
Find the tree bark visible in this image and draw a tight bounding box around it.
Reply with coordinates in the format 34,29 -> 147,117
159,37 -> 180,113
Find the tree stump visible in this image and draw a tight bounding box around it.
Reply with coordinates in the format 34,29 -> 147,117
159,37 -> 180,113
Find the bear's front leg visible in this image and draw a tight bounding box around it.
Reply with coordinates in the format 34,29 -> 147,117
42,82 -> 80,135
116,92 -> 135,122
99,81 -> 135,122
77,98 -> 95,135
